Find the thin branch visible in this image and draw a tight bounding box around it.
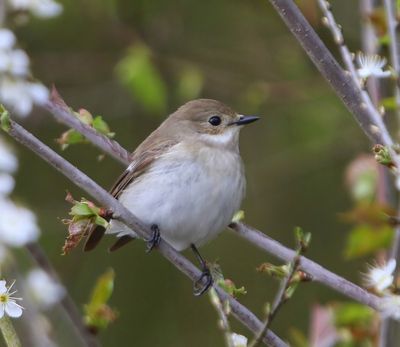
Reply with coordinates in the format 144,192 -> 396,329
25,243 -> 99,347
267,0 -> 399,165
249,248 -> 301,347
0,317 -> 21,347
45,89 -> 132,165
3,119 -> 287,347
384,0 -> 400,100
231,223 -> 381,310
42,95 -> 384,311
317,0 -> 359,82
209,288 -> 234,347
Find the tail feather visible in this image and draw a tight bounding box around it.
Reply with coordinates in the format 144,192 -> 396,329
84,224 -> 106,252
108,235 -> 135,252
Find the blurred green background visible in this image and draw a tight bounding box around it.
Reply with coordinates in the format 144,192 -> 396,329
9,0 -> 375,345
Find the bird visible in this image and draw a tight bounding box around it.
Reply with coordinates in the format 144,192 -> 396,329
84,99 -> 259,295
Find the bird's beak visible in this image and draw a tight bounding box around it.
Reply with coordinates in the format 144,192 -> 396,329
229,115 -> 260,126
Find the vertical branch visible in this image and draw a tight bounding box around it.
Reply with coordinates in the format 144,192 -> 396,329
209,288 -> 234,347
384,0 -> 400,101
25,243 -> 99,347
0,317 -> 21,347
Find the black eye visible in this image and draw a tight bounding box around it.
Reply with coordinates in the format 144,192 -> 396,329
208,116 -> 221,126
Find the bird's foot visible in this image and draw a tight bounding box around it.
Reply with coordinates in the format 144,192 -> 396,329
191,244 -> 213,296
146,224 -> 161,253
193,264 -> 213,296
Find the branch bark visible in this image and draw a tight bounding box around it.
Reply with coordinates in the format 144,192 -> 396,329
267,0 -> 396,156
3,119 -> 287,347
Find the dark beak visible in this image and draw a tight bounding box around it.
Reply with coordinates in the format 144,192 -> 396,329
229,115 -> 260,126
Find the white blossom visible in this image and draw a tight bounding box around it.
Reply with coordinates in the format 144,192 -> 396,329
379,294 -> 400,320
8,0 -> 63,18
0,199 -> 39,246
364,259 -> 396,293
231,333 -> 248,347
0,139 -> 17,173
0,77 -> 49,116
356,53 -> 392,79
26,269 -> 65,309
0,174 -> 15,196
0,280 -> 23,318
0,29 -> 16,50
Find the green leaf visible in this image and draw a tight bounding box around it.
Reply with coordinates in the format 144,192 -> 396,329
294,226 -> 311,250
231,210 -> 245,223
92,116 -> 115,138
0,105 -> 11,132
75,109 -> 93,125
115,43 -> 167,114
344,225 -> 393,259
334,303 -> 374,327
94,215 -> 109,228
176,65 -> 204,102
381,97 -> 397,111
84,269 -> 117,331
70,202 -> 94,217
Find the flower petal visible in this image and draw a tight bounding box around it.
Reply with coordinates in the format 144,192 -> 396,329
5,301 -> 23,318
0,281 -> 7,294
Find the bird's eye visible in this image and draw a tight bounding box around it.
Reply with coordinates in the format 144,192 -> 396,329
208,116 -> 221,126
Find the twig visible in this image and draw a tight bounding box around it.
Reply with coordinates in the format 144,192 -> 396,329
25,243 -> 99,347
384,0 -> 400,102
267,0 -> 400,167
249,249 -> 302,347
45,89 -> 132,165
231,223 -> 381,310
317,0 -> 359,82
41,94 -> 384,311
0,317 -> 21,347
3,119 -> 287,347
360,0 -> 381,106
209,288 -> 234,347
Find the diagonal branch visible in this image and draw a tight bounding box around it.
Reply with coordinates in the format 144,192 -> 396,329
3,119 -> 287,347
267,0 -> 398,163
42,95 -> 383,311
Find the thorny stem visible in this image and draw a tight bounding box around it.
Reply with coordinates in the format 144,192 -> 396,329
42,93 -> 383,311
4,119 -> 287,347
0,317 -> 21,347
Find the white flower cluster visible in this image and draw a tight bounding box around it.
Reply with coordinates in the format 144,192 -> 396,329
0,28 -> 48,116
356,52 -> 392,80
0,137 -> 39,248
364,259 -> 400,321
7,0 -> 62,19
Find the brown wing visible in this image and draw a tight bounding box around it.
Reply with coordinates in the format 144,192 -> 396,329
83,139 -> 177,252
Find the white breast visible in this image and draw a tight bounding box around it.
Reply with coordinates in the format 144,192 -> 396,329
107,142 -> 245,251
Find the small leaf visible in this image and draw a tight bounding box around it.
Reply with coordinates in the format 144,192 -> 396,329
92,116 -> 115,138
344,225 -> 393,259
0,105 -> 11,132
294,226 -> 311,250
217,279 -> 247,297
94,215 -> 109,228
115,43 -> 167,114
84,269 -> 118,332
70,202 -> 95,217
372,144 -> 394,167
74,108 -> 94,125
333,303 -> 374,327
231,210 -> 245,224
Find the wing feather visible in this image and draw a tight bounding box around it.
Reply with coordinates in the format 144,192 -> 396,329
83,139 -> 177,251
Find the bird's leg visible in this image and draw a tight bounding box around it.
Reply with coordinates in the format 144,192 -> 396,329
146,224 -> 161,253
191,244 -> 213,296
